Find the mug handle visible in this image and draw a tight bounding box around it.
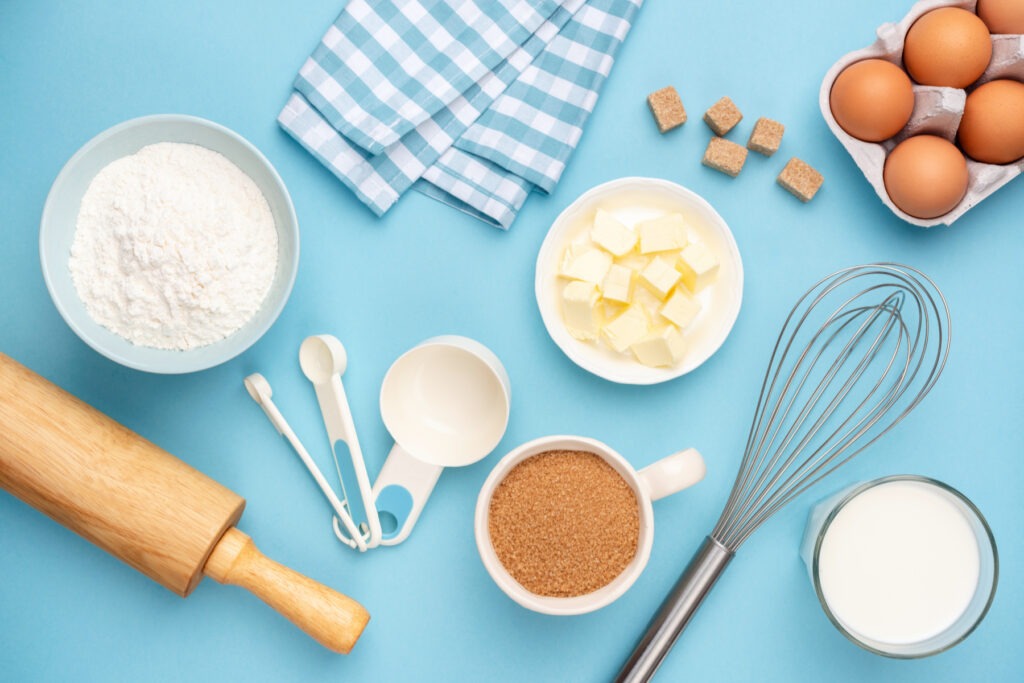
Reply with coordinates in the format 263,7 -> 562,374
637,448 -> 706,501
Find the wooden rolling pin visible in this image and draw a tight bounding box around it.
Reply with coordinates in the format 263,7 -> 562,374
0,353 -> 369,653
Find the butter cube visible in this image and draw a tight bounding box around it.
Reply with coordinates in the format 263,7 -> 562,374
591,210 -> 637,257
639,256 -> 681,299
601,264 -> 634,304
559,242 -> 589,273
631,283 -> 662,307
561,281 -> 601,340
677,242 -> 719,293
560,244 -> 613,284
602,300 -> 627,320
603,305 -> 649,353
631,285 -> 664,322
632,326 -> 687,367
660,289 -> 701,330
637,213 -> 688,254
616,253 -> 652,273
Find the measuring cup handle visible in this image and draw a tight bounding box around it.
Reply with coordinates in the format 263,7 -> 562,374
371,444 -> 443,546
638,448 -> 706,502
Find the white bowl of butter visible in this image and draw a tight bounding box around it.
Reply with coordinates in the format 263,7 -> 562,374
535,177 -> 743,384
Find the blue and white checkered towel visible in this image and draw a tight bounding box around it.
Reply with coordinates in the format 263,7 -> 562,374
279,0 -> 641,229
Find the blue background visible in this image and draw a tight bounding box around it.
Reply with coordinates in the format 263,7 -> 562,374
1,1 -> 1020,681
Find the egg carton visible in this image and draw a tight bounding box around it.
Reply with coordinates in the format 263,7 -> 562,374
820,0 -> 1024,227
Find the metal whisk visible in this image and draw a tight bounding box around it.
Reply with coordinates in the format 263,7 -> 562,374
614,263 -> 951,683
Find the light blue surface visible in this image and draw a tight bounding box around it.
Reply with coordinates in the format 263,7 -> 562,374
0,1 -> 1020,681
39,114 -> 299,373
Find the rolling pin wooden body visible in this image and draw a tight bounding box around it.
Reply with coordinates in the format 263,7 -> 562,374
0,353 -> 369,653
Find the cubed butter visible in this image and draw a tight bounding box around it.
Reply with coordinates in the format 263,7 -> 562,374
591,209 -> 637,257
631,283 -> 662,313
631,326 -> 687,367
616,253 -> 652,273
602,300 -> 627,320
629,285 -> 663,325
561,281 -> 601,340
603,305 -> 649,353
660,289 -> 701,330
601,264 -> 634,304
677,242 -> 719,292
639,256 -> 681,299
560,244 -> 613,284
637,213 -> 688,254
559,242 -> 588,275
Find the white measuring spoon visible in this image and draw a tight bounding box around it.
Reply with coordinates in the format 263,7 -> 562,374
372,336 -> 511,546
243,373 -> 368,552
299,335 -> 382,549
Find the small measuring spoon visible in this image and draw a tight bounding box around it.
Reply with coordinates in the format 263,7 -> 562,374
373,336 -> 511,546
299,335 -> 382,549
243,373 -> 368,551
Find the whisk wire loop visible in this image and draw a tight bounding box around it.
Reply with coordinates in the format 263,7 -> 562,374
719,312 -> 897,545
711,264 -> 949,550
718,300 -> 913,547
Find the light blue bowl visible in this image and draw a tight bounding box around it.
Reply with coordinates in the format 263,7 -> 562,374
39,114 -> 299,374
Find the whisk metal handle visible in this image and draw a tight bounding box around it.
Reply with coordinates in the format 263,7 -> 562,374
614,536 -> 734,683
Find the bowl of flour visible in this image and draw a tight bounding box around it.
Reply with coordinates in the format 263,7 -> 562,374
40,114 -> 299,373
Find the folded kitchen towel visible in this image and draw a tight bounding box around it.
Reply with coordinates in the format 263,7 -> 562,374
279,0 -> 641,229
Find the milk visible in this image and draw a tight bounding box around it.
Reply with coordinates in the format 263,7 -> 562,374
816,480 -> 980,645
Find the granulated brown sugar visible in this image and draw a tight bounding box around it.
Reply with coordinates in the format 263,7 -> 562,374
488,449 -> 640,597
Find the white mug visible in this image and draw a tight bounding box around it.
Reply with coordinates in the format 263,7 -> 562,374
474,435 -> 705,615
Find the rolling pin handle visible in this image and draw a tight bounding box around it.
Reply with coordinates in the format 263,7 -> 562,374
203,528 -> 370,654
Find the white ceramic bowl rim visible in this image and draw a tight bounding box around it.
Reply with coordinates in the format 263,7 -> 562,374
39,114 -> 299,373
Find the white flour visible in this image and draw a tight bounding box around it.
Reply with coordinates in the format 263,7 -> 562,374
69,142 -> 279,350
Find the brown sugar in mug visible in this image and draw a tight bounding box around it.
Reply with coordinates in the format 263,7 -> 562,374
474,435 -> 706,615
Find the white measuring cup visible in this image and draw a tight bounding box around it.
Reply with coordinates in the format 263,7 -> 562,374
372,336 -> 511,546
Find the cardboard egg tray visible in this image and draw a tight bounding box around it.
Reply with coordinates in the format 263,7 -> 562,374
820,0 -> 1024,227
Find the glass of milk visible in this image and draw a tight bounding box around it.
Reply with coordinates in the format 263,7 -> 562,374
801,475 -> 997,657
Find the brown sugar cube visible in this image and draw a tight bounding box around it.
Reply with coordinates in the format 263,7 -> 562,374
647,86 -> 687,133
747,117 -> 785,156
777,157 -> 824,202
702,136 -> 748,177
703,96 -> 743,136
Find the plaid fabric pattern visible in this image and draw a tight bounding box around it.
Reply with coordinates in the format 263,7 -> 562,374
280,0 -> 641,229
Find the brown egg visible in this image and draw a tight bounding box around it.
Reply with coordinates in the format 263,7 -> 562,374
830,59 -> 915,142
884,136 -> 969,219
958,79 -> 1024,164
977,0 -> 1024,34
903,7 -> 993,88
